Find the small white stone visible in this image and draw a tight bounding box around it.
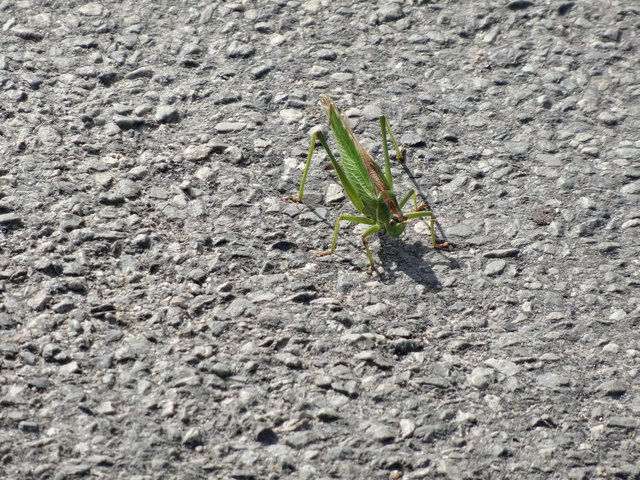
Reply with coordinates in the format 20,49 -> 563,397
279,109 -> 303,124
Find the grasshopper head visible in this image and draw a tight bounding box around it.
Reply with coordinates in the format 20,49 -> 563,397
319,95 -> 334,118
385,216 -> 407,238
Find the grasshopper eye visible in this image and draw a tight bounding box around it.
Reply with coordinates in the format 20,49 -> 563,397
389,218 -> 397,226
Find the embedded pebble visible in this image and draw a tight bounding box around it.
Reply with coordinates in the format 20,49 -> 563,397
184,145 -> 212,162
484,260 -> 506,277
215,122 -> 246,133
366,424 -> 395,442
155,106 -> 180,123
595,380 -> 627,397
279,109 -> 303,124
0,213 -> 23,225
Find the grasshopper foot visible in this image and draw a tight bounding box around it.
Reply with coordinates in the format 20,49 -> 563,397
282,195 -> 302,203
316,249 -> 334,258
433,241 -> 451,250
365,265 -> 374,276
415,202 -> 427,212
396,144 -> 407,162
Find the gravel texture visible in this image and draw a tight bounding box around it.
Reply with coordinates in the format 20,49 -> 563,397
1,1 -> 639,479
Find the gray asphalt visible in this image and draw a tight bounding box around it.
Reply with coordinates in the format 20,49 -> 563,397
1,1 -> 639,479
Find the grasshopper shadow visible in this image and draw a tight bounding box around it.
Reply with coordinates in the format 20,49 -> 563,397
379,236 -> 458,289
397,158 -> 449,233
294,197 -> 459,285
380,155 -> 458,287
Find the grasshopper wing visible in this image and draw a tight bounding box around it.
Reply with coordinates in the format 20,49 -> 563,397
320,96 -> 379,213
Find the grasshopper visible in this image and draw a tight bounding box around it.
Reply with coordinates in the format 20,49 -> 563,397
285,95 -> 449,275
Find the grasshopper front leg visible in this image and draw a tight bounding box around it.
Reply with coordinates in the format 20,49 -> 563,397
405,210 -> 451,249
317,214 -> 379,274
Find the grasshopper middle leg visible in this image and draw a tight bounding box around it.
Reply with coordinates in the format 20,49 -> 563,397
317,214 -> 380,274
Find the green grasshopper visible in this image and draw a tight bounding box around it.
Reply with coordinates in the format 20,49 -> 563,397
285,95 -> 449,275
